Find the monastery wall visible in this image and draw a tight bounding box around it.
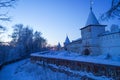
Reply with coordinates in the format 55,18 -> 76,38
66,41 -> 82,53
99,32 -> 120,56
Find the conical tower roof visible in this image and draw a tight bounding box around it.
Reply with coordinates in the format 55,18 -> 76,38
57,42 -> 61,48
64,36 -> 70,45
85,9 -> 99,26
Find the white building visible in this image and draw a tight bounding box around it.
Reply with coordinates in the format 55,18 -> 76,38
64,8 -> 120,56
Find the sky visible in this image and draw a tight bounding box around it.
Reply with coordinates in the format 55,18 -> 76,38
0,0 -> 119,46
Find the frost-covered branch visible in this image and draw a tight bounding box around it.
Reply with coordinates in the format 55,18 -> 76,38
101,0 -> 120,20
0,0 -> 17,8
0,0 -> 17,21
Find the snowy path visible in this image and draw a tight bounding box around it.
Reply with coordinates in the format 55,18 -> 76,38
0,60 -> 28,80
0,59 -> 81,80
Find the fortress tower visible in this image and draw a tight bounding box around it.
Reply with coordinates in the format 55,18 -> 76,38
80,2 -> 106,55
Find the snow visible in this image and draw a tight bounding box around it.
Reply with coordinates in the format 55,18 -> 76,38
36,61 -> 112,80
0,60 -> 27,80
0,59 -> 81,80
85,9 -> 99,26
0,58 -> 114,80
31,51 -> 120,66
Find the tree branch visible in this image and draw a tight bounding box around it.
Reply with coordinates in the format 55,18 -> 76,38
101,0 -> 120,20
0,0 -> 17,21
0,0 -> 17,8
0,17 -> 11,21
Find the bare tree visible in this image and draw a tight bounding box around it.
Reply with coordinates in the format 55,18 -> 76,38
101,0 -> 120,20
0,0 -> 17,21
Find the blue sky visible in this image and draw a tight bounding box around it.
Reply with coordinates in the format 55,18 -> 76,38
1,0 -> 119,46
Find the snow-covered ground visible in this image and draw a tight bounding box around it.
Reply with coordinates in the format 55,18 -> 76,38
36,61 -> 112,80
0,51 -> 119,80
31,51 -> 120,66
0,59 -> 82,80
0,59 -> 114,80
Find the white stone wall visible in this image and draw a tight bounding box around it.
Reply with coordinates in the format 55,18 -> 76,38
66,42 -> 82,54
65,24 -> 120,56
99,32 -> 120,56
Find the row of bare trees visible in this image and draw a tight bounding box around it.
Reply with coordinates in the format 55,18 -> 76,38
0,24 -> 47,65
0,0 -> 48,65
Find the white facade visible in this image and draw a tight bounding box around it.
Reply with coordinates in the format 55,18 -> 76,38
64,9 -> 120,56
99,31 -> 120,56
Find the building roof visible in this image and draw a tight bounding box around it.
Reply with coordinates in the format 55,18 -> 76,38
64,36 -> 70,45
80,24 -> 106,30
57,42 -> 61,48
70,38 -> 82,44
85,9 -> 99,26
80,8 -> 107,30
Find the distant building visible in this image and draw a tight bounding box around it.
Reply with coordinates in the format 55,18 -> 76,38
64,8 -> 120,56
64,36 -> 70,50
57,42 -> 62,50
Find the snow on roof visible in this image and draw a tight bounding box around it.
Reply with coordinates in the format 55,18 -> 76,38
85,9 -> 99,26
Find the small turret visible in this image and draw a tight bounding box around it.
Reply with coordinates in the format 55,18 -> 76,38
57,42 -> 61,50
64,35 -> 70,46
